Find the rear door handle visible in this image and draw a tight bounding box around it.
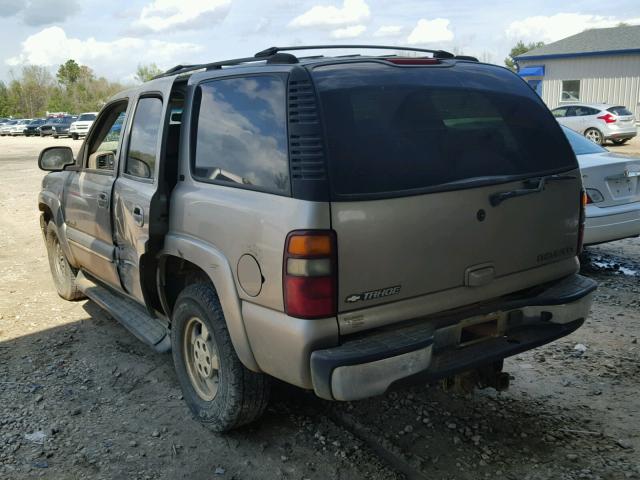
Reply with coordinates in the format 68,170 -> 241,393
97,193 -> 109,208
132,205 -> 144,226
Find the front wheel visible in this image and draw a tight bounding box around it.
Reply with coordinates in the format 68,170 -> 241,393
45,221 -> 84,301
171,283 -> 270,432
71,133 -> 78,140
585,128 -> 604,145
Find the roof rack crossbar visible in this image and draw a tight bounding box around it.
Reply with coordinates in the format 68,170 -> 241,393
255,45 -> 455,59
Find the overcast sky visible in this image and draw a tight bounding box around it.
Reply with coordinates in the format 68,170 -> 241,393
1,0 -> 639,83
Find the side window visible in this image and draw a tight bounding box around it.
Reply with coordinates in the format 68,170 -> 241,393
565,107 -> 577,117
86,102 -> 128,172
552,107 -> 567,118
193,75 -> 290,195
125,97 -> 163,179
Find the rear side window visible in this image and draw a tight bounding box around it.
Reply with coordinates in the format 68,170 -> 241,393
312,62 -> 577,198
193,75 -> 290,195
607,106 -> 633,116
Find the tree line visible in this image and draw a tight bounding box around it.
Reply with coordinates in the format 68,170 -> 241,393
0,60 -> 163,119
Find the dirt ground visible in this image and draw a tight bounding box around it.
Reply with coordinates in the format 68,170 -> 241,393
0,135 -> 639,480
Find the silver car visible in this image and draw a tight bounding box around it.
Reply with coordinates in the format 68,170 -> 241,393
562,126 -> 640,245
552,103 -> 637,145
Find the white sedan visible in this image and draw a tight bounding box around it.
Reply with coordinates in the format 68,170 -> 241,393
562,125 -> 640,245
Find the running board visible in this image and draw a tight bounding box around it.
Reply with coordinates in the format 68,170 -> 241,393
77,272 -> 171,353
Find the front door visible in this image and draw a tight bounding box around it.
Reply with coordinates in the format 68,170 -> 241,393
62,100 -> 129,287
113,95 -> 167,304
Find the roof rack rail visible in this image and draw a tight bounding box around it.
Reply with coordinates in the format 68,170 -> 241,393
153,44 -> 457,80
255,45 -> 455,59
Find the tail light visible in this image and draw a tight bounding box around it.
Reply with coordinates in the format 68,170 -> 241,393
597,113 -> 616,124
283,230 -> 337,319
577,190 -> 587,254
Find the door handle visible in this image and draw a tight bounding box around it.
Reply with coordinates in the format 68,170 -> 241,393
132,205 -> 144,226
97,193 -> 109,208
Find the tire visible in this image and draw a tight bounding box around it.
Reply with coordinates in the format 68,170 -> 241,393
611,139 -> 628,145
171,283 -> 270,432
52,134 -> 58,139
45,221 -> 84,301
585,128 -> 603,145
71,133 -> 78,140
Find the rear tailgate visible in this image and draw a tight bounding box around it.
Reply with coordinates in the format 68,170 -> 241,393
311,60 -> 582,313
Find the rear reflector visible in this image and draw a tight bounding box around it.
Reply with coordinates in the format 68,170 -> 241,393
284,231 -> 337,319
386,58 -> 440,65
597,113 -> 616,124
577,190 -> 587,254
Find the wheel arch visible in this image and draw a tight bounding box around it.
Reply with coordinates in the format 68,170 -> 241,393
158,233 -> 260,372
38,191 -> 79,268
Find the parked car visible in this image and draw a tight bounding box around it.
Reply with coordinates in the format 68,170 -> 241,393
24,118 -> 47,137
562,125 -> 640,245
0,120 -> 19,136
39,116 -> 77,137
9,118 -> 33,136
69,112 -> 97,140
37,45 -> 597,432
552,103 -> 637,145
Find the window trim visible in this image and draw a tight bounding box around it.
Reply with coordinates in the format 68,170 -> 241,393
122,94 -> 164,184
82,98 -> 129,176
189,72 -> 292,197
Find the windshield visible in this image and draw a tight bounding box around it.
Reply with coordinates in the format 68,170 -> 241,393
561,126 -> 607,155
78,114 -> 96,121
312,62 -> 577,198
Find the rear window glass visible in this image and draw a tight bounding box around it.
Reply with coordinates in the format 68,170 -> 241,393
312,62 -> 577,198
561,126 -> 606,155
607,106 -> 633,116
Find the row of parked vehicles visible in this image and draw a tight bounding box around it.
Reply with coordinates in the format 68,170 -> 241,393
0,113 -> 96,139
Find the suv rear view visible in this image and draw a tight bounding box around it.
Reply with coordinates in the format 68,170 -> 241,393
38,46 -> 596,432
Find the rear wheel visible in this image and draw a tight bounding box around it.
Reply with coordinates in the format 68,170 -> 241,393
585,128 -> 603,145
171,283 -> 270,432
611,138 -> 628,145
52,134 -> 58,139
71,133 -> 79,140
45,222 -> 84,301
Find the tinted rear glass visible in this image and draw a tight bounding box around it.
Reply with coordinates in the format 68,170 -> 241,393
607,106 -> 633,116
562,126 -> 606,155
312,62 -> 577,198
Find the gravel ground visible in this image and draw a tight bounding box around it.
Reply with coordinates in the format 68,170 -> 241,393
0,135 -> 638,480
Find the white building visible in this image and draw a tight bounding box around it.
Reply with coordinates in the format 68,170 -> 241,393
516,25 -> 640,121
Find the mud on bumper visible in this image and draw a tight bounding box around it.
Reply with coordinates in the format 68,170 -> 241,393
310,274 -> 596,401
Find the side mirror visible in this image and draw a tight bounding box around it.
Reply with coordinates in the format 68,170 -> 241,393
38,147 -> 75,172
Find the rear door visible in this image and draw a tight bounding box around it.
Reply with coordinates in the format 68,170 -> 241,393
112,79 -> 174,306
311,61 -> 582,312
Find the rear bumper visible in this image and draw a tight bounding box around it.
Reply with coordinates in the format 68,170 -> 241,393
310,274 -> 596,401
584,202 -> 640,245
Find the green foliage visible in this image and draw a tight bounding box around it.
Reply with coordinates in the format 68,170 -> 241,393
504,41 -> 545,71
4,59 -> 127,117
56,59 -> 81,87
135,63 -> 163,83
